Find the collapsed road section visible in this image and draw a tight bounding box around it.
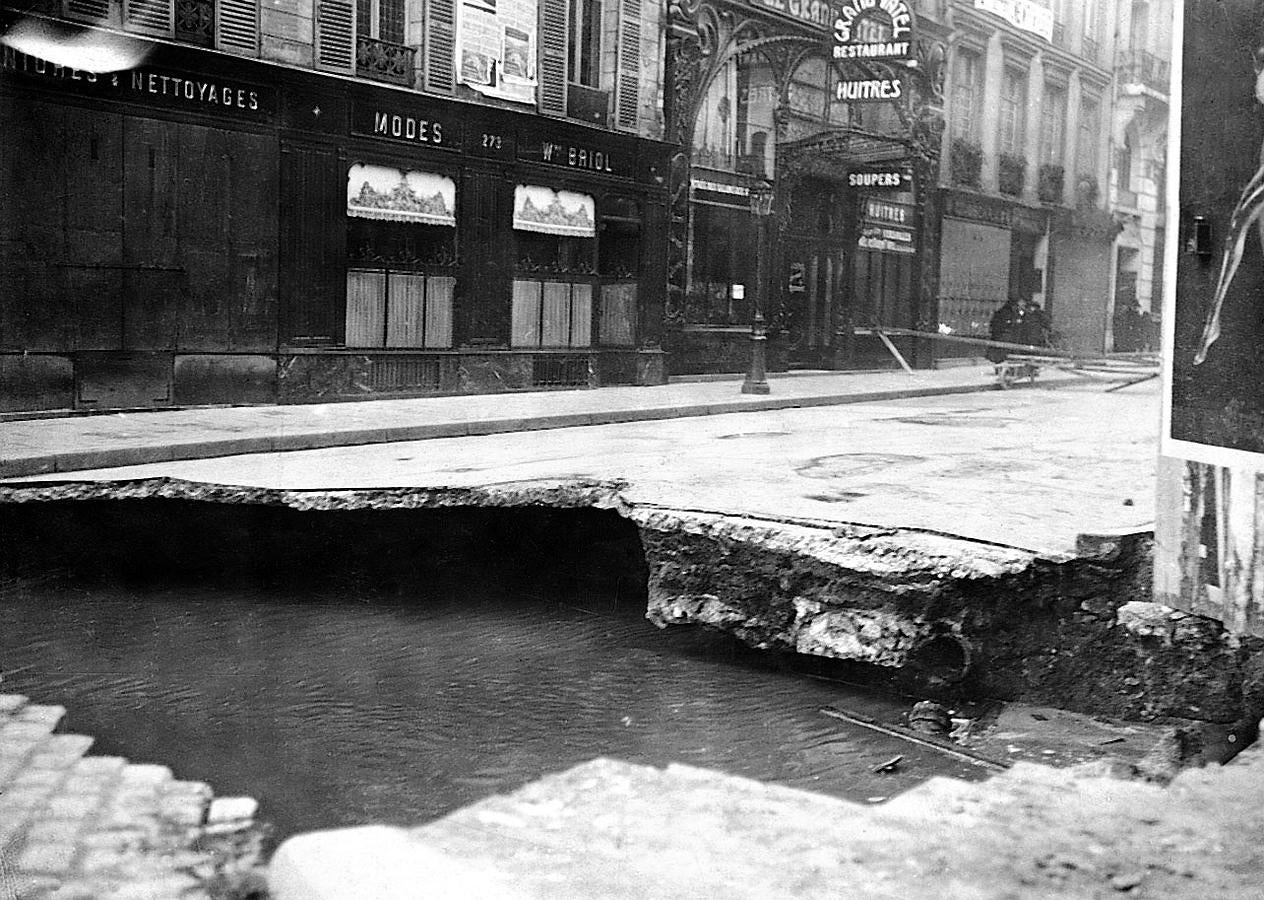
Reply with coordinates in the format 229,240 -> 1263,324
3,475 -> 1261,739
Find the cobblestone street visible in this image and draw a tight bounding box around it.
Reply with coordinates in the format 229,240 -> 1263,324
0,694 -> 262,900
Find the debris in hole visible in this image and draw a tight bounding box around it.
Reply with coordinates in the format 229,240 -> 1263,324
872,755 -> 903,774
909,701 -> 952,735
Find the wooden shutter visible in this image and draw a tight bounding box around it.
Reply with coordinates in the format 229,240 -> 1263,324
216,0 -> 259,56
538,0 -> 569,116
615,0 -> 641,130
123,0 -> 173,36
63,0 -> 116,26
315,0 -> 356,74
423,0 -> 457,94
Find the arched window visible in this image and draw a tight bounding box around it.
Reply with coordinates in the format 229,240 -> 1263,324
692,51 -> 777,174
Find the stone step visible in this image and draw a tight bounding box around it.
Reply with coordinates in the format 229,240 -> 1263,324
0,692 -> 30,718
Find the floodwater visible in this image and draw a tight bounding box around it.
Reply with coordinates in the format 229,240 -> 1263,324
0,506 -> 987,844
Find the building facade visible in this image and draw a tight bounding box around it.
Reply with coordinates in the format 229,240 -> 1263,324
938,0 -> 1121,356
663,0 -> 949,375
0,0 -> 671,411
1108,0 -> 1169,351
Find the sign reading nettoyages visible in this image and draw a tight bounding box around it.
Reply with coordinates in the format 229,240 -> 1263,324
833,0 -> 914,60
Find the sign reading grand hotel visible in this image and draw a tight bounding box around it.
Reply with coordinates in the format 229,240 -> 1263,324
972,0 -> 1054,43
833,0 -> 914,60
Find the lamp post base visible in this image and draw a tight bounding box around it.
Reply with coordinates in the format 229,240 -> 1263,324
741,313 -> 771,395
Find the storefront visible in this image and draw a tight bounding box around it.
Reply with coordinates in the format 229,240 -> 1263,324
663,0 -> 947,374
0,38 -> 671,411
937,189 -> 1051,348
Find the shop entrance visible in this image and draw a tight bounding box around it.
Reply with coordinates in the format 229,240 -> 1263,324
783,243 -> 845,368
781,179 -> 850,369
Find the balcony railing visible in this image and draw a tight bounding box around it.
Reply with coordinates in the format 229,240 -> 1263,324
357,36 -> 416,86
175,0 -> 214,46
1117,49 -> 1172,96
1081,36 -> 1099,65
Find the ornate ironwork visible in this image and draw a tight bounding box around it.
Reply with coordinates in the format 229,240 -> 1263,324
664,1 -> 947,343
357,36 -> 416,86
175,0 -> 214,47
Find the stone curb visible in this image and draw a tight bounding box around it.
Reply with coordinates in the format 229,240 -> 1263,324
0,377 -> 1074,480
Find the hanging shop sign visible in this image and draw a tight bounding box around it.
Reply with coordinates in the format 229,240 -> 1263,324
859,224 -> 915,254
836,76 -> 904,102
352,103 -> 457,148
751,0 -> 836,31
847,166 -> 912,190
862,197 -> 915,227
347,164 -> 457,227
973,0 -> 1054,43
457,0 -> 538,106
832,0 -> 914,60
512,185 -> 597,237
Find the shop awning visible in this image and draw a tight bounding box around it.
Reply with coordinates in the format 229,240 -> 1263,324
347,164 -> 456,227
512,185 -> 596,238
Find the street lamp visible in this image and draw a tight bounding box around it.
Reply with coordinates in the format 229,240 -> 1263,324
742,179 -> 775,395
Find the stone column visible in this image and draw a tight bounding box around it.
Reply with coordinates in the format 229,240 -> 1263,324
980,30 -> 1004,191
1065,68 -> 1082,203
1024,51 -> 1044,202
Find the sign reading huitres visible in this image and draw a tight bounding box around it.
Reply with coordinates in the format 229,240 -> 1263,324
832,0 -> 914,60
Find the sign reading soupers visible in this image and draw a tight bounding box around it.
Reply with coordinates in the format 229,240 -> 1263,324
833,0 -> 914,60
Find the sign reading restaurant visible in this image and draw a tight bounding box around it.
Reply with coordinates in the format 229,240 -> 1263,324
833,0 -> 914,60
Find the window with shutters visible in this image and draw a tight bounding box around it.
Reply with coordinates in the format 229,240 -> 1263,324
569,0 -> 600,88
316,0 -> 356,74
423,0 -> 457,94
998,67 -> 1027,157
355,0 -> 413,84
1040,84 -> 1066,165
950,49 -> 982,142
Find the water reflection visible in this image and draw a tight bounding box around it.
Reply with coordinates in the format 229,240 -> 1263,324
2,574 -> 984,842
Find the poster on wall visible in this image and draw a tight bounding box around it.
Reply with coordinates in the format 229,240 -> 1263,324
1163,0 -> 1264,468
457,0 -> 537,105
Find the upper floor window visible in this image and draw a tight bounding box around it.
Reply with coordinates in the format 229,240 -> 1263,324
357,0 -> 404,45
569,0 -> 601,88
951,48 -> 983,142
1078,95 -> 1100,175
1041,84 -> 1066,164
999,67 -> 1027,156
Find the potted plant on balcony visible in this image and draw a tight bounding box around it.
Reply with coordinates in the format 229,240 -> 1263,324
998,153 -> 1026,196
950,138 -> 982,188
1038,163 -> 1065,204
1076,173 -> 1100,209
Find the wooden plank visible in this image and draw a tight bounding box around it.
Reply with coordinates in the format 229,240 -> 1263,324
541,281 -> 570,346
386,273 -> 426,348
570,282 -> 593,348
510,279 -> 541,347
345,270 -> 385,347
425,276 -> 455,349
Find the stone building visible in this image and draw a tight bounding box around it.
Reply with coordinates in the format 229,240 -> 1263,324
0,0 -> 671,411
663,0 -> 950,375
1108,0 -> 1170,352
937,0 -> 1122,356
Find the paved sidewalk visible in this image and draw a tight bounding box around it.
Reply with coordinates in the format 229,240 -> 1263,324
0,366 -> 1040,479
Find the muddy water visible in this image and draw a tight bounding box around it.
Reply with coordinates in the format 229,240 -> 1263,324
1,576 -> 986,843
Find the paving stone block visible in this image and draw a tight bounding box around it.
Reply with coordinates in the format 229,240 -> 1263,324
0,693 -> 29,715
13,767 -> 70,790
16,705 -> 66,730
104,873 -> 200,899
2,720 -> 61,746
42,790 -> 104,822
0,750 -> 30,784
23,820 -> 86,848
7,873 -> 62,900
80,828 -> 150,852
206,796 -> 258,824
26,735 -> 95,769
17,841 -> 78,876
119,764 -> 173,787
157,794 -> 207,827
47,882 -> 100,900
73,755 -> 127,779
